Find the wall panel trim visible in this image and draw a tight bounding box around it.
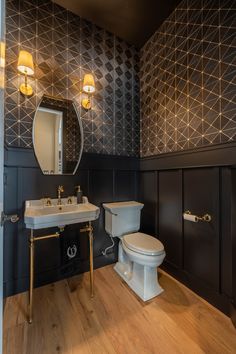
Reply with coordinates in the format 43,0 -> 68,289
5,147 -> 140,171
140,142 -> 236,171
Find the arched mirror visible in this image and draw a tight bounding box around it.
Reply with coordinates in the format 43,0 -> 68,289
33,95 -> 83,175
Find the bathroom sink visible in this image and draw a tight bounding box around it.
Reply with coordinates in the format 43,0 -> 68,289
24,197 -> 100,229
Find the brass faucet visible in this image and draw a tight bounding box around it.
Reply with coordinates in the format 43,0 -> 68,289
57,185 -> 64,205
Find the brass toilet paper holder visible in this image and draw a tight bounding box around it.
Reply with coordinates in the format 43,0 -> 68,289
184,210 -> 212,222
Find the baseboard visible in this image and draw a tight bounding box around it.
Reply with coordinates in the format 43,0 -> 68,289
231,302 -> 236,328
4,252 -> 116,298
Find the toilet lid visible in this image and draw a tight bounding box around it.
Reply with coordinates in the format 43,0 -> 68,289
122,232 -> 165,256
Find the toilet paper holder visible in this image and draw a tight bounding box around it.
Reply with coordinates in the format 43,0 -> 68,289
184,210 -> 212,222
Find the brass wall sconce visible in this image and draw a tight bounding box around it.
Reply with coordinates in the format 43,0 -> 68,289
0,42 -> 6,89
82,73 -> 95,110
17,50 -> 34,96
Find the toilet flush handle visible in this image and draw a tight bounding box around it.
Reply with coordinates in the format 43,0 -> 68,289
107,210 -> 117,216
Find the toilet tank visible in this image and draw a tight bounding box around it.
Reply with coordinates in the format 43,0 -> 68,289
103,201 -> 144,237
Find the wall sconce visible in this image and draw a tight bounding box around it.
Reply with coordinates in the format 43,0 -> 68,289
0,42 -> 6,89
82,73 -> 95,110
17,50 -> 34,96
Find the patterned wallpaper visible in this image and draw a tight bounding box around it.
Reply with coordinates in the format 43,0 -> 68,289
5,0 -> 140,157
140,0 -> 236,157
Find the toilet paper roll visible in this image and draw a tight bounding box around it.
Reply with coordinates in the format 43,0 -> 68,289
183,213 -> 198,222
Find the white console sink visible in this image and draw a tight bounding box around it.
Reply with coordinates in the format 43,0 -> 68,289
24,197 -> 100,229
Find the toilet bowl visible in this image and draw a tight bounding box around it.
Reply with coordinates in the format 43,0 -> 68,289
103,202 -> 166,301
122,232 -> 165,266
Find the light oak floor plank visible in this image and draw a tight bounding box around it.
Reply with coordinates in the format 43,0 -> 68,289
3,265 -> 236,354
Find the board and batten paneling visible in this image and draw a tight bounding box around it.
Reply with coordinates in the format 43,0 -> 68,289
159,170 -> 183,269
183,168 -> 220,292
139,171 -> 157,236
115,170 -> 138,202
139,152 -> 233,315
231,168 -> 236,326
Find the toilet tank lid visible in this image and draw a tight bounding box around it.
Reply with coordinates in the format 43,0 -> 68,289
103,201 -> 144,213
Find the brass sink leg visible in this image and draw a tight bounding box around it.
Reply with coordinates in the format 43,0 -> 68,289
89,221 -> 94,297
29,229 -> 34,324
28,229 -> 61,324
80,221 -> 94,298
28,221 -> 94,323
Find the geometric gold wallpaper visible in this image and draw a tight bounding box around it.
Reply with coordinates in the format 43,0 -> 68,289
5,0 -> 140,156
140,0 -> 236,157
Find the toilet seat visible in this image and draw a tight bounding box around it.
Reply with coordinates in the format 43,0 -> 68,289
122,232 -> 164,256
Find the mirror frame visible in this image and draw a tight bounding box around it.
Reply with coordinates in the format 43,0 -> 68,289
32,95 -> 84,176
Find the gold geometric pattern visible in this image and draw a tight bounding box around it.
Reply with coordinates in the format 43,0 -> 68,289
5,0 -> 140,157
140,0 -> 236,157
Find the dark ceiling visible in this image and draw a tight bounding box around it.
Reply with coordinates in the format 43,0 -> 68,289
53,0 -> 180,48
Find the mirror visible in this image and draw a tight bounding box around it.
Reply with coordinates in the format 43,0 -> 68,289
33,95 -> 83,175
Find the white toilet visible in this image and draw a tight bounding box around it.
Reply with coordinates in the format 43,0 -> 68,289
103,201 -> 166,301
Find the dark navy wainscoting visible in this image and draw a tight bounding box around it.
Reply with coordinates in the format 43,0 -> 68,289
139,142 -> 236,315
4,147 -> 139,297
4,142 -> 236,323
231,167 -> 236,327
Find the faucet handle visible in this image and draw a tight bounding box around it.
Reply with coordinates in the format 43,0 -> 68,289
41,197 -> 52,206
67,196 -> 73,204
45,197 -> 52,206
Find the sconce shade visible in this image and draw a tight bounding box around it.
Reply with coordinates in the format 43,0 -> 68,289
83,74 -> 95,93
17,50 -> 34,75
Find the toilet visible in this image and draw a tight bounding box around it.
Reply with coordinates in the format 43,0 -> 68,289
103,201 -> 166,301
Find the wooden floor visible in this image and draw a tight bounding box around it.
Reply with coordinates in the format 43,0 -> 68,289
3,265 -> 236,354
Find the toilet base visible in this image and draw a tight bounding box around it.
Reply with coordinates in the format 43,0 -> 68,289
114,260 -> 164,302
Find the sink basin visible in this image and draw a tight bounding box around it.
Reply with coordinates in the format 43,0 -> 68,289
24,197 -> 100,229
